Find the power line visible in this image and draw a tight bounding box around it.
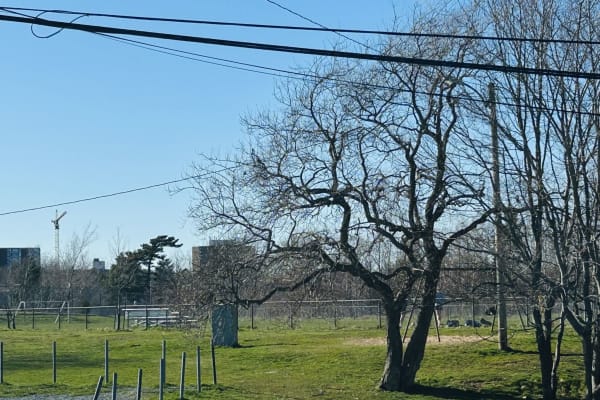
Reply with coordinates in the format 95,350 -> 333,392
98,33 -> 296,79
0,170 -> 232,217
2,5 -> 600,46
263,0 -> 372,50
103,34 -> 600,118
0,30 -> 597,217
3,9 -> 598,121
8,0 -> 592,121
1,13 -> 599,80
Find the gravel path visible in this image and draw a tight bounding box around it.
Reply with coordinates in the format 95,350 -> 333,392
4,389 -> 139,400
4,397 -> 93,400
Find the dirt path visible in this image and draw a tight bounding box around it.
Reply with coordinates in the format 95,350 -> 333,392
347,335 -> 482,346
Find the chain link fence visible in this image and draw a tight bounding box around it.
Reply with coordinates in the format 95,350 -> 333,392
0,298 -> 536,331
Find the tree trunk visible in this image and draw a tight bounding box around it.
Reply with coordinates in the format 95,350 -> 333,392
399,272 -> 438,391
583,330 -> 594,400
379,306 -> 404,391
532,307 -> 556,400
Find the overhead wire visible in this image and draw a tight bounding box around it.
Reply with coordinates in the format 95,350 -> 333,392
1,7 -> 599,218
0,13 -> 599,79
3,8 -> 600,124
1,8 -> 599,120
1,5 -> 600,45
99,32 -> 600,118
263,0 -> 373,50
0,168 -> 237,217
97,33 -> 296,79
83,21 -> 600,119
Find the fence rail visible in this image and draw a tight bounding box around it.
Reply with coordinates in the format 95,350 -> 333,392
0,298 -> 539,331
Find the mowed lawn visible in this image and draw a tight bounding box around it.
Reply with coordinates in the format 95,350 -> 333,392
0,317 -> 587,399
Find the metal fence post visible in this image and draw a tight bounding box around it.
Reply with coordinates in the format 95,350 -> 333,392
179,351 -> 186,399
52,341 -> 57,384
196,346 -> 201,392
104,339 -> 109,384
0,341 -> 4,384
111,372 -> 117,400
145,304 -> 149,330
211,340 -> 217,385
162,339 -> 166,382
136,368 -> 142,400
159,358 -> 165,400
92,375 -> 104,400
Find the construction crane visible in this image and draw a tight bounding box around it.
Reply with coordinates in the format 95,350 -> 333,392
51,210 -> 67,267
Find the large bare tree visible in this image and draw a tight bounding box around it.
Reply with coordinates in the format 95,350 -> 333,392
454,1 -> 600,398
188,8 -> 494,390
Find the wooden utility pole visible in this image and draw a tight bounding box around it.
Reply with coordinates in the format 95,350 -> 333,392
489,83 -> 509,350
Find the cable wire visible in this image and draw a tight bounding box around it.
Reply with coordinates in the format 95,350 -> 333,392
102,34 -> 600,118
2,5 -> 600,45
7,7 -> 600,119
0,168 -> 235,217
263,0 -> 372,50
0,13 -> 599,80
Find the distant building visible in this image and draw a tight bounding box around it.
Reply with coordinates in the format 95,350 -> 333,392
192,240 -> 254,270
92,258 -> 106,270
0,247 -> 41,268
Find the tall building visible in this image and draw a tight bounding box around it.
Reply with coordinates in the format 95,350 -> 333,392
0,247 -> 41,269
92,258 -> 106,270
192,240 -> 254,270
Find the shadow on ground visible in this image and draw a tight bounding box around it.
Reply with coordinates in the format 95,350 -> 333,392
411,384 -> 518,400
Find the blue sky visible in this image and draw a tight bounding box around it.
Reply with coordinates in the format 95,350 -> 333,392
0,0 -> 407,266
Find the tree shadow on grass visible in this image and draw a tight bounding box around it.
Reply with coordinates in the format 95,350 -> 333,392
237,342 -> 298,348
507,348 -> 581,357
410,384 -> 518,400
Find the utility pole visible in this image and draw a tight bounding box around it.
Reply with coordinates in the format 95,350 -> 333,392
51,210 -> 67,268
489,83 -> 509,350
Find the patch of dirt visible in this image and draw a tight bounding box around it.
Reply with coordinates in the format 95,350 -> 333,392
347,335 -> 482,346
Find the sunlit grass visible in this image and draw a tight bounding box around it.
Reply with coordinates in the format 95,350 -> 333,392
0,317 -> 587,399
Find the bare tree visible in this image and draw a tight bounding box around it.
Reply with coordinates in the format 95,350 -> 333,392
466,1 -> 600,398
188,8 -> 495,389
7,256 -> 41,305
61,223 -> 97,304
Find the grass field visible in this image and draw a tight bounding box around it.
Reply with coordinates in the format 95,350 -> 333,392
0,316 -> 587,399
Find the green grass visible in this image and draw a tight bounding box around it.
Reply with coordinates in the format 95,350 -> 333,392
0,317 -> 587,399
